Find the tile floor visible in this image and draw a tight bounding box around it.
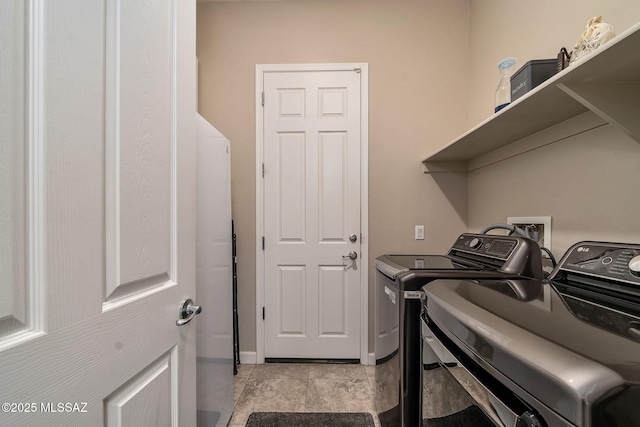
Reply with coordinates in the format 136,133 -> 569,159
229,363 -> 380,426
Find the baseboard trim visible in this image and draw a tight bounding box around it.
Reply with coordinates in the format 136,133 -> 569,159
240,351 -> 257,365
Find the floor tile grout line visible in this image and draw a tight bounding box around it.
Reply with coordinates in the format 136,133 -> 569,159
230,363 -> 380,421
304,377 -> 310,412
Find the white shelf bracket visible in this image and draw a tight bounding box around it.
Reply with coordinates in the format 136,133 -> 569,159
557,81 -> 640,144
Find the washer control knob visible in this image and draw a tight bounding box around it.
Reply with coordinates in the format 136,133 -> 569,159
516,411 -> 543,427
469,238 -> 483,250
629,255 -> 640,277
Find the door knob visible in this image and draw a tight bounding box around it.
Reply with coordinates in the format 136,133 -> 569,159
343,251 -> 358,260
349,234 -> 358,243
176,298 -> 202,326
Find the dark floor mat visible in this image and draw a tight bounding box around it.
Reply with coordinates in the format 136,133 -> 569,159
245,412 -> 375,427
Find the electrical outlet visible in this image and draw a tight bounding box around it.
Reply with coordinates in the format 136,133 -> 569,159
507,216 -> 552,252
415,225 -> 425,240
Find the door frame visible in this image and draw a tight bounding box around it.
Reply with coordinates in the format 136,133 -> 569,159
255,63 -> 369,365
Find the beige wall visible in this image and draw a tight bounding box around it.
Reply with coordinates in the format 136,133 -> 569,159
467,117 -> 640,255
196,0 -> 470,354
467,2 -> 640,256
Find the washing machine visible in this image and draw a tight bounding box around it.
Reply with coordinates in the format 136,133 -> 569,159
374,233 -> 544,427
421,240 -> 640,426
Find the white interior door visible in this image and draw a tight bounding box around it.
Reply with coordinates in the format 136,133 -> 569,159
0,0 -> 197,425
262,68 -> 363,359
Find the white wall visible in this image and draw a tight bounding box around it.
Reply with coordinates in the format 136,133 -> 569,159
467,1 -> 640,257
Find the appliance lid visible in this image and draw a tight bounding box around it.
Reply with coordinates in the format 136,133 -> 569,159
374,254 -> 469,283
375,233 -> 544,291
378,254 -> 463,271
374,233 -> 538,279
424,278 -> 640,427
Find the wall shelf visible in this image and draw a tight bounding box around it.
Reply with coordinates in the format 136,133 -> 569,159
423,20 -> 640,172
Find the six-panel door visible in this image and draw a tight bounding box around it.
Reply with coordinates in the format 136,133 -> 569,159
263,70 -> 362,359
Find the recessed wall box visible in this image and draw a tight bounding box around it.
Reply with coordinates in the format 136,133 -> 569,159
510,59 -> 557,102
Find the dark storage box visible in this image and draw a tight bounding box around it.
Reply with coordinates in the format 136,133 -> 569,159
510,59 -> 557,102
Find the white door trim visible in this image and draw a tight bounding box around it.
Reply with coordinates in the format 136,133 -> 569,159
255,63 -> 369,364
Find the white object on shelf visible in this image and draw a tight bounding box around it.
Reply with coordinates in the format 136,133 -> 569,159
569,16 -> 615,66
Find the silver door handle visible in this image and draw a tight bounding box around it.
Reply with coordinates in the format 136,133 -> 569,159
342,251 -> 358,260
176,298 -> 202,326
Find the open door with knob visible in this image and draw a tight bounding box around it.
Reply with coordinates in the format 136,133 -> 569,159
0,0 -> 199,425
177,299 -> 203,326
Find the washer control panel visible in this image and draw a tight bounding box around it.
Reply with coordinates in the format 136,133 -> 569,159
560,242 -> 640,286
450,233 -> 519,260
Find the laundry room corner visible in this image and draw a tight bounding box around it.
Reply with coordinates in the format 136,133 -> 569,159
465,0 -> 640,257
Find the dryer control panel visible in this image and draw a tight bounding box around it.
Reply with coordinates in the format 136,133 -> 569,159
550,241 -> 640,341
559,242 -> 640,287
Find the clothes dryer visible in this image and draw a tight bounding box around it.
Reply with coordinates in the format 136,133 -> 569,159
421,240 -> 640,426
374,233 -> 543,427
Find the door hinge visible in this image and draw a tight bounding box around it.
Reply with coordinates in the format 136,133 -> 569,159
262,306 -> 265,320
262,163 -> 265,178
262,236 -> 265,250
261,92 -> 265,106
